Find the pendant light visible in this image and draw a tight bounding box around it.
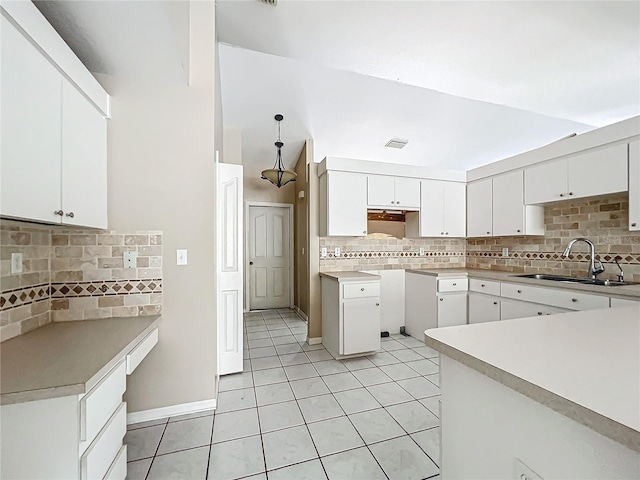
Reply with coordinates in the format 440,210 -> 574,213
261,114 -> 297,188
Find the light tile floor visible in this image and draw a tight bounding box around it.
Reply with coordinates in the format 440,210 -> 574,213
125,309 -> 441,480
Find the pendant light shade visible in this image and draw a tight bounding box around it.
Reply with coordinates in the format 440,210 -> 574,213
261,114 -> 297,188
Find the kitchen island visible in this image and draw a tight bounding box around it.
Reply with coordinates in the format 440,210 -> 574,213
425,306 -> 640,479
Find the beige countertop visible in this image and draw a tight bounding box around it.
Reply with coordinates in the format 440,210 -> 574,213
425,305 -> 640,452
0,316 -> 160,405
320,271 -> 381,281
407,268 -> 640,299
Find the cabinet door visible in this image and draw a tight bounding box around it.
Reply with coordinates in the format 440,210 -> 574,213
61,80 -> 108,228
342,298 -> 381,355
419,180 -> 444,236
492,171 -> 524,236
628,141 -> 639,231
394,177 -> 420,209
468,293 -> 500,324
367,175 -> 395,207
325,172 -> 368,236
443,181 -> 466,237
467,179 -> 492,237
1,15 -> 62,224
524,160 -> 567,204
437,293 -> 467,327
568,144 -> 628,199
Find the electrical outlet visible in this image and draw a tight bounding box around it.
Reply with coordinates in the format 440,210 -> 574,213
334,247 -> 341,257
320,247 -> 327,258
177,249 -> 188,265
11,253 -> 23,274
502,247 -> 509,257
123,251 -> 137,269
514,459 -> 542,480
419,247 -> 425,256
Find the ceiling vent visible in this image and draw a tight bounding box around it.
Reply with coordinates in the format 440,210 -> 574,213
385,138 -> 408,149
257,0 -> 277,5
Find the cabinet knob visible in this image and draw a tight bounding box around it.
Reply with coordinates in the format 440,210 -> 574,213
560,193 -> 565,197
569,192 -> 574,196
572,298 -> 577,303
53,210 -> 64,216
537,312 -> 543,315
481,284 -> 485,287
65,212 -> 75,218
363,230 -> 367,234
452,283 -> 457,286
361,288 -> 365,291
493,301 -> 498,305
517,289 -> 522,293
376,303 -> 380,306
441,232 -> 444,235
249,261 -> 254,265
445,232 -> 449,235
439,298 -> 443,302
516,229 -> 521,233
486,231 -> 491,235
632,223 -> 637,227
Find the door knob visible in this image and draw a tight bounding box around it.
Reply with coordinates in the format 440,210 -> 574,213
249,261 -> 254,265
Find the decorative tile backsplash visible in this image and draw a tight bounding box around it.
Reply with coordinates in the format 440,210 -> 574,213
0,221 -> 163,341
319,235 -> 466,272
467,194 -> 640,281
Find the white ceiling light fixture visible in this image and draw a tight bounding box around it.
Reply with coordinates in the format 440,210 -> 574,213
385,138 -> 409,149
261,114 -> 297,188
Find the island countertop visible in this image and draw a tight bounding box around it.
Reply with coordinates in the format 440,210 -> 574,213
425,305 -> 640,452
0,315 -> 160,405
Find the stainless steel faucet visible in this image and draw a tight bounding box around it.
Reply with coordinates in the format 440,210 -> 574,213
562,238 -> 605,279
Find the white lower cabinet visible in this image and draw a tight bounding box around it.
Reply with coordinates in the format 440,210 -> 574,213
468,293 -> 501,324
0,327 -> 158,480
501,299 -> 569,320
611,297 -> 640,307
437,293 -> 468,327
321,275 -> 381,357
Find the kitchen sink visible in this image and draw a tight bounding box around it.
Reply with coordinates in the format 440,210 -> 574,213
512,273 -> 638,287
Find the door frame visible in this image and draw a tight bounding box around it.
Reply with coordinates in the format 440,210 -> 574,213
245,201 -> 294,312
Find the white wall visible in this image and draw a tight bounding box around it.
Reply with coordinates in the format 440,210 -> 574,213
103,1 -> 218,413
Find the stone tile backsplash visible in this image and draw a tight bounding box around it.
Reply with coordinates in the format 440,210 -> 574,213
0,221 -> 162,341
319,235 -> 466,272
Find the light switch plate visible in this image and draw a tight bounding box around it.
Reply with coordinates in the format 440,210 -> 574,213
177,249 -> 188,265
11,253 -> 23,274
123,251 -> 137,269
320,247 -> 327,258
334,247 -> 341,257
419,247 -> 425,256
502,247 -> 509,257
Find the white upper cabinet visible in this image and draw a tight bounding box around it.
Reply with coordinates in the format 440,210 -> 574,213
467,178 -> 493,237
367,175 -> 420,209
630,141 -> 639,231
493,170 -> 543,236
320,171 -> 368,236
1,14 -> 62,224
525,143 -> 628,204
61,80 -> 108,229
408,180 -> 465,237
0,5 -> 110,229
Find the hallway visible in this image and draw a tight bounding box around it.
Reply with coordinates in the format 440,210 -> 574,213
125,309 -> 441,479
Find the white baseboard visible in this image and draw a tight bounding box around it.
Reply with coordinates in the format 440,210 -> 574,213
294,307 -> 308,322
127,398 -> 217,425
307,336 -> 322,345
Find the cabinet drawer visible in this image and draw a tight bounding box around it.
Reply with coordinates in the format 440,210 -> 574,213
610,297 -> 639,307
81,402 -> 126,480
500,299 -> 569,321
104,445 -> 127,480
469,278 -> 500,296
127,327 -> 158,375
80,361 -> 126,446
437,278 -> 468,293
501,283 -> 609,311
343,282 -> 380,299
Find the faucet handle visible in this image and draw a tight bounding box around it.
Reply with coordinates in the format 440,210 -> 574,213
593,260 -> 605,277
614,256 -> 624,282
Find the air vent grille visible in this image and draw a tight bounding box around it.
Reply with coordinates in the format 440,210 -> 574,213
385,138 -> 408,149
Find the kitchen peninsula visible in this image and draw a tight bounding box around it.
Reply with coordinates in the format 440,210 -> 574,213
425,306 -> 640,479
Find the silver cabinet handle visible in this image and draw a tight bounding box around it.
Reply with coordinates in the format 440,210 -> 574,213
452,283 -> 457,286
65,212 -> 74,218
54,210 -> 63,216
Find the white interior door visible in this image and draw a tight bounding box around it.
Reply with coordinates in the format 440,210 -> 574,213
217,163 -> 243,375
249,205 -> 291,310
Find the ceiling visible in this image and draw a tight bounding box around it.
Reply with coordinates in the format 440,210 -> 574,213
217,0 -> 640,171
31,1 -> 640,173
